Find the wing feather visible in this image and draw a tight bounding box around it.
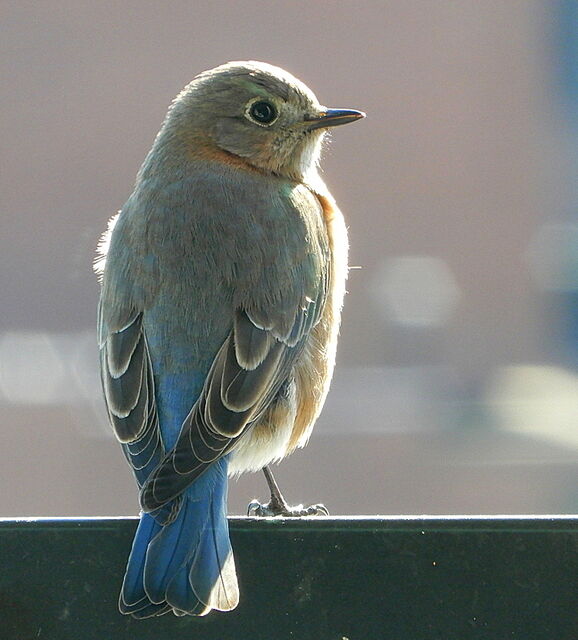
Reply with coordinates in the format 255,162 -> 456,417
103,334 -> 145,419
98,306 -> 163,485
106,315 -> 142,378
140,293 -> 324,513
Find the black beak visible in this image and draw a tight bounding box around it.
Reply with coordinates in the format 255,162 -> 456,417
305,108 -> 365,131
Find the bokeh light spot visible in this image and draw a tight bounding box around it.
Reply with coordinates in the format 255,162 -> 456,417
373,255 -> 460,327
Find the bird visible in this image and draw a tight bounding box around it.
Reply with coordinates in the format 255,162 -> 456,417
95,60 -> 364,618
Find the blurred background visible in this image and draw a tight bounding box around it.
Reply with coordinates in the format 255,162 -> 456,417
2,0 -> 578,516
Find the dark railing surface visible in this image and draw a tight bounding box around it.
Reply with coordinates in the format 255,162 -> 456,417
0,516 -> 576,640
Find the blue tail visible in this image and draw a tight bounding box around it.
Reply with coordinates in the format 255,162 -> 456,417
119,457 -> 239,618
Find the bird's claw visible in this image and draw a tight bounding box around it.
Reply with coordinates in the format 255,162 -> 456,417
247,499 -> 329,517
303,503 -> 330,516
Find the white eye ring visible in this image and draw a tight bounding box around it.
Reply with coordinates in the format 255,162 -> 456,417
244,97 -> 279,127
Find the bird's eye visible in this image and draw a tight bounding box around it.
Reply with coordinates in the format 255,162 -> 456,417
247,100 -> 278,125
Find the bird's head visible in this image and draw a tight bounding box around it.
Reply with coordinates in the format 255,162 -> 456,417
162,61 -> 364,181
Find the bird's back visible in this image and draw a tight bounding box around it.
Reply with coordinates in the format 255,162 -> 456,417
102,158 -> 334,455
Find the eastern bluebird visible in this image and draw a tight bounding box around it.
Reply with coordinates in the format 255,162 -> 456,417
95,60 -> 364,618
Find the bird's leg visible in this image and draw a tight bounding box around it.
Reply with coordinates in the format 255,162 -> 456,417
260,466 -> 291,514
247,466 -> 329,517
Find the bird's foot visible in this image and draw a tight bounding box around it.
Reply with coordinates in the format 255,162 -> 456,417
247,496 -> 329,517
249,465 -> 329,516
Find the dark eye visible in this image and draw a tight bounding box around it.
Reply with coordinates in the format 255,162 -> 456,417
248,100 -> 277,125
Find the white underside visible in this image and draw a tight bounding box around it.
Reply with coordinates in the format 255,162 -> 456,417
227,393 -> 297,476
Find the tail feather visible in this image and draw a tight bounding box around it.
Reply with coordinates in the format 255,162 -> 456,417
129,602 -> 172,619
188,466 -> 238,611
144,498 -> 199,602
165,560 -> 211,615
119,457 -> 239,617
119,513 -> 162,613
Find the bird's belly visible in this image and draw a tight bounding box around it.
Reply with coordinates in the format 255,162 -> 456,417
227,386 -> 297,475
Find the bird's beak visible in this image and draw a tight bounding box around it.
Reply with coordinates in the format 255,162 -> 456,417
305,108 -> 365,131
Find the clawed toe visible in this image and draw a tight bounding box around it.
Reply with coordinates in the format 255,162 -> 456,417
247,500 -> 268,517
303,503 -> 329,516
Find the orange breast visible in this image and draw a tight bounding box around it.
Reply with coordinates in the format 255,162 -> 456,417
287,190 -> 349,452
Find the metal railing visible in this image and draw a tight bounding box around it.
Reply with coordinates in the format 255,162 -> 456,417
1,516 -> 576,639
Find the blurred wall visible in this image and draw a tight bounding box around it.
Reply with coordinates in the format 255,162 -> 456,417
1,1 -> 577,516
